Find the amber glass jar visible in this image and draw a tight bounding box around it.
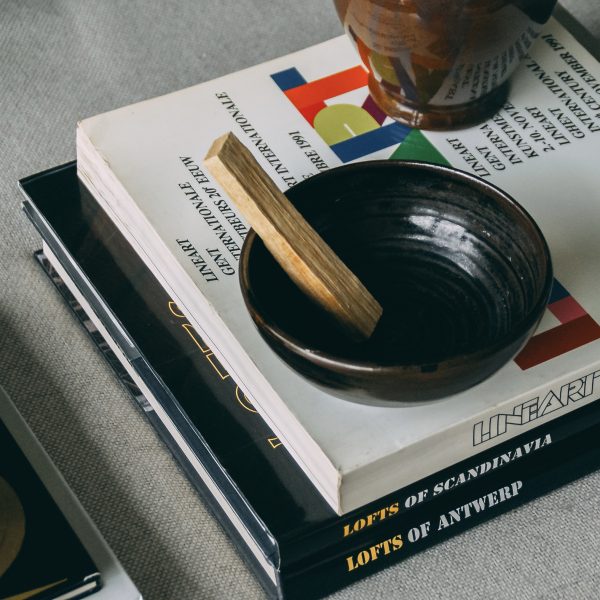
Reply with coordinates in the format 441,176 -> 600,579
333,0 -> 557,129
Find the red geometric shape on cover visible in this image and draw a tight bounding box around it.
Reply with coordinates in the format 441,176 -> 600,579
284,65 -> 368,109
296,101 -> 328,126
548,295 -> 587,324
515,314 -> 600,370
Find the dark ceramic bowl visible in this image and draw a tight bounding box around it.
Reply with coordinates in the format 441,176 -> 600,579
239,161 -> 553,405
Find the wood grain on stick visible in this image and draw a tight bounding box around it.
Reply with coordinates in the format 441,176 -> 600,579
204,132 -> 382,341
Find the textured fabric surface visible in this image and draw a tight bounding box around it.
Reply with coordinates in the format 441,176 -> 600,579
1,2 -> 599,599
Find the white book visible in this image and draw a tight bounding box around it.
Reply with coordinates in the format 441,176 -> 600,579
77,16 -> 600,515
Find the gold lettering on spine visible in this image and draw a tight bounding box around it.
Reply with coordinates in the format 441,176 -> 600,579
235,386 -> 257,413
204,351 -> 230,380
181,323 -> 210,353
167,300 -> 185,318
342,502 -> 400,538
166,301 -> 281,450
179,321 -> 230,379
345,534 -> 404,572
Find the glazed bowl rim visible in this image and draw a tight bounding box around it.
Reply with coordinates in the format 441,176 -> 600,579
239,159 -> 554,375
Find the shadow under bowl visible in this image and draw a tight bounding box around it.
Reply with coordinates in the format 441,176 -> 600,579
239,161 -> 553,405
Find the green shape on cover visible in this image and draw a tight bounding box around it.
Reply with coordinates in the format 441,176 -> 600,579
390,129 -> 450,166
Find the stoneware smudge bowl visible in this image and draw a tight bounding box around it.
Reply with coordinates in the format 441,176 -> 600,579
239,161 -> 553,405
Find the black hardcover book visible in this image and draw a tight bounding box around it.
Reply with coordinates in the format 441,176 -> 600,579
20,163 -> 600,599
0,407 -> 101,600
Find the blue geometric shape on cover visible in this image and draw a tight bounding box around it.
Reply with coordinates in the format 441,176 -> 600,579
330,121 -> 411,162
271,68 -> 307,91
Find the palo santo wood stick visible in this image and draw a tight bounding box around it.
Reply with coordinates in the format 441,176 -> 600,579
204,132 -> 383,341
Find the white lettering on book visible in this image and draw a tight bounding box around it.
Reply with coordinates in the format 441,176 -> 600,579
431,434 -> 550,496
437,481 -> 523,530
343,433 -> 550,540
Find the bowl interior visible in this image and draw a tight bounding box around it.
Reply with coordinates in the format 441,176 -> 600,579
243,162 -> 551,367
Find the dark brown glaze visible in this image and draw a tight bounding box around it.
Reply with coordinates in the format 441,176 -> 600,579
239,161 -> 553,404
333,0 -> 557,129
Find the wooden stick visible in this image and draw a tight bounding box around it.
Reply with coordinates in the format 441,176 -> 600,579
204,132 -> 382,341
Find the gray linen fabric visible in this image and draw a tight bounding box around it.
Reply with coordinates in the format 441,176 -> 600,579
1,1 -> 599,599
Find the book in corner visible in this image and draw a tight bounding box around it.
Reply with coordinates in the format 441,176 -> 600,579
0,386 -> 141,600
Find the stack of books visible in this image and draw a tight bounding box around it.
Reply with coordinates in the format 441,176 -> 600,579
20,11 -> 600,599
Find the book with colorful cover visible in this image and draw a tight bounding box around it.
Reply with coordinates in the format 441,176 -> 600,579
20,161 -> 600,599
75,13 -> 600,515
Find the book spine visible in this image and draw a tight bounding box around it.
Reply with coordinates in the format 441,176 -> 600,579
34,250 -> 282,598
284,392 -> 600,563
281,418 -> 600,599
22,197 -> 280,566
